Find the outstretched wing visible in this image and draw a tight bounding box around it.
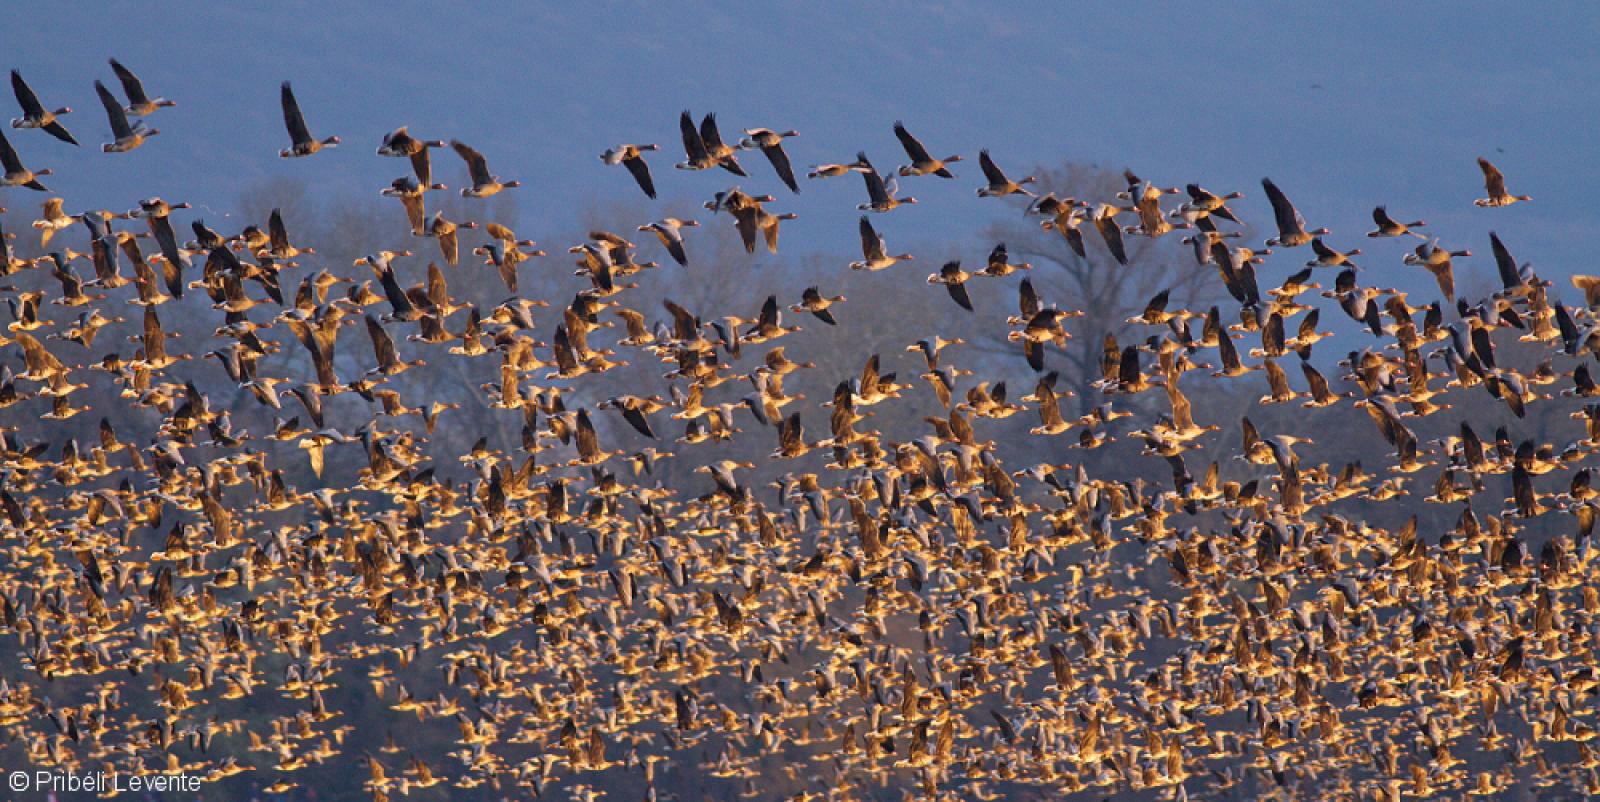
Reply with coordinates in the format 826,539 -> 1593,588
281,81 -> 311,145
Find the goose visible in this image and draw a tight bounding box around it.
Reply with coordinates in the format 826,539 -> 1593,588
1474,157 -> 1530,207
893,121 -> 961,178
676,111 -> 744,175
601,144 -> 659,199
1177,184 -> 1242,223
9,71 -> 76,145
278,81 -> 340,157
451,140 -> 520,197
0,128 -> 50,190
977,243 -> 1031,277
382,176 -> 445,235
738,128 -> 800,193
790,287 -> 845,325
1403,240 -> 1471,302
377,127 -> 446,185
927,261 -> 975,311
1367,206 -> 1426,238
638,218 -> 698,267
1306,237 -> 1361,269
1261,177 -> 1328,247
32,198 -> 75,246
423,212 -> 478,266
94,81 -> 158,152
856,153 -> 916,212
732,206 -> 797,255
806,154 -> 871,179
975,149 -> 1036,197
1030,193 -> 1090,257
109,58 -> 176,116
472,223 -> 544,291
1124,183 -> 1188,237
849,216 -> 913,271
1092,204 -> 1128,265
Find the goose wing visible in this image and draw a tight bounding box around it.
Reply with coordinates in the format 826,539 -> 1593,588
624,154 -> 656,198
1261,178 -> 1301,237
451,140 -> 492,184
978,149 -> 1007,184
1477,157 -> 1506,197
280,81 -> 312,145
10,71 -> 44,116
763,142 -> 799,193
94,81 -> 133,138
858,216 -> 884,260
109,59 -> 151,106
893,121 -> 933,163
679,111 -> 707,162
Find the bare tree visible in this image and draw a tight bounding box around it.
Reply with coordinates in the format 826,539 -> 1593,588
980,162 -> 1226,413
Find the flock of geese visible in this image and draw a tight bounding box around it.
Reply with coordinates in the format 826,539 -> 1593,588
1,59 -> 1596,802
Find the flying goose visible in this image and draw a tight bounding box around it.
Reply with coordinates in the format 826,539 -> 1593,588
1367,206 -> 1426,238
423,212 -> 478,266
601,144 -> 660,199
377,127 -> 446,185
451,140 -> 520,197
382,176 -> 445,235
927,261 -> 974,311
278,81 -> 340,157
806,154 -> 871,179
1306,237 -> 1361,269
638,218 -> 698,267
32,198 -> 74,246
109,58 -> 176,116
0,128 -> 49,190
893,121 -> 961,178
1261,177 -> 1328,247
856,153 -> 916,212
739,128 -> 800,193
1474,157 -> 1530,207
975,150 -> 1036,197
676,111 -> 745,175
849,216 -> 913,271
94,80 -> 157,152
9,71 -> 76,145
790,287 -> 845,325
